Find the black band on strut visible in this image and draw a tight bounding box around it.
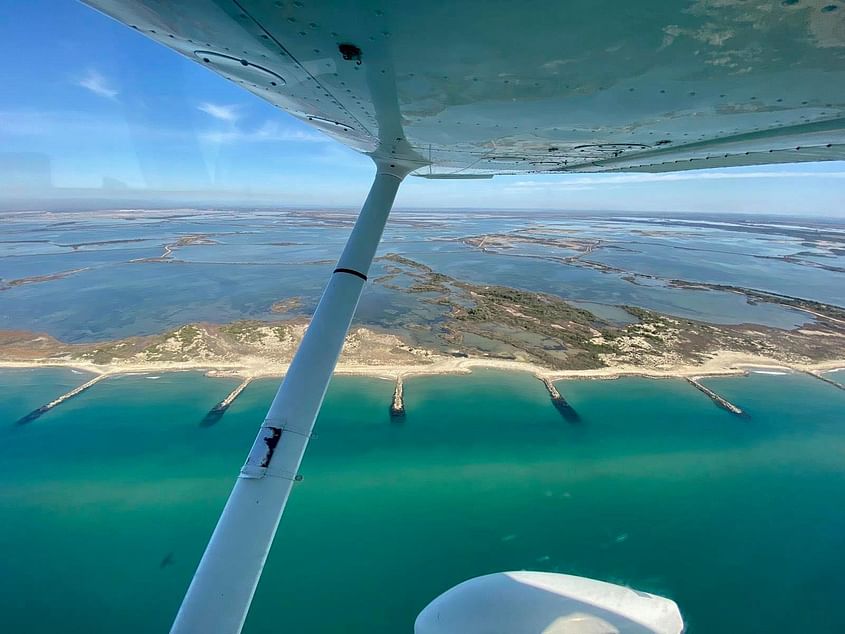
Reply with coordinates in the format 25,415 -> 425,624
333,267 -> 367,281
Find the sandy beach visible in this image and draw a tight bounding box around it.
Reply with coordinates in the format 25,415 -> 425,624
2,350 -> 843,384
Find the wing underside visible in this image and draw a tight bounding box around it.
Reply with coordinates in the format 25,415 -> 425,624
84,0 -> 845,176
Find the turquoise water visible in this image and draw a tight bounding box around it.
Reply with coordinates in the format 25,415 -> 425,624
1,369 -> 844,633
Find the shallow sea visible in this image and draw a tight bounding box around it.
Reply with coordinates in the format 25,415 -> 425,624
1,368 -> 844,633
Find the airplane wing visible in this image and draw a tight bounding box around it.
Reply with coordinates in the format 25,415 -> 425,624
83,0 -> 845,176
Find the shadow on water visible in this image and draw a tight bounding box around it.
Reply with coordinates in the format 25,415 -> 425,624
15,406 -> 49,426
552,396 -> 581,423
159,552 -> 175,569
200,404 -> 227,427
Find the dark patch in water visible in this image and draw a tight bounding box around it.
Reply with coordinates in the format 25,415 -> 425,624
200,404 -> 227,427
159,552 -> 175,568
15,406 -> 49,426
552,397 -> 581,423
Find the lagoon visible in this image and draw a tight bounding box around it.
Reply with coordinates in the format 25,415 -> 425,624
1,369 -> 844,633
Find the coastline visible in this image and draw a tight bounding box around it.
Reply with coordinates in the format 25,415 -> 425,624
2,350 -> 843,384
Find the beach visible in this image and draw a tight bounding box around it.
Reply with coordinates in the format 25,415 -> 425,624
2,348 -> 842,382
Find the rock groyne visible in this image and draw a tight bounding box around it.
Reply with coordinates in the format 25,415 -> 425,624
15,374 -> 107,425
803,370 -> 845,391
201,377 -> 253,427
390,376 -> 405,419
538,376 -> 580,423
685,377 -> 744,416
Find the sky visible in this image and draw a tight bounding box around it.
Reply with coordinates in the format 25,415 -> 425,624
1,1 -> 843,215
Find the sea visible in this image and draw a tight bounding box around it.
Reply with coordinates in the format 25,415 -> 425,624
1,369 -> 845,632
1,209 -> 844,632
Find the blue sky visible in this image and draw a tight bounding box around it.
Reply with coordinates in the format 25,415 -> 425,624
1,1 -> 843,214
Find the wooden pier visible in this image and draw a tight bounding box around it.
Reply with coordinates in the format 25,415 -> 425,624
15,373 -> 107,425
201,377 -> 253,427
685,377 -> 744,416
390,376 -> 405,418
538,376 -> 580,423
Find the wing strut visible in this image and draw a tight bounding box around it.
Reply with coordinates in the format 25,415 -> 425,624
171,160 -> 410,634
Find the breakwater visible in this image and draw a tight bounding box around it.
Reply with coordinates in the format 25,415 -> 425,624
390,376 -> 405,418
685,377 -> 744,416
803,370 -> 845,391
201,377 -> 253,427
538,376 -> 580,422
15,374 -> 107,425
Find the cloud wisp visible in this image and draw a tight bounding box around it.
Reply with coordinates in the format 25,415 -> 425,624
199,120 -> 328,144
0,108 -> 330,150
76,69 -> 118,100
197,102 -> 241,122
196,102 -> 330,144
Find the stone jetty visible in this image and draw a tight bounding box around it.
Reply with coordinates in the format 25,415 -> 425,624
538,376 -> 580,423
803,370 -> 845,391
201,377 -> 253,427
15,373 -> 107,425
390,376 -> 405,418
685,377 -> 744,416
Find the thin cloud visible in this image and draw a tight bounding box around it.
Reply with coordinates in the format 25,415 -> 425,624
77,69 -> 118,100
0,109 -> 180,140
0,109 -> 329,147
197,102 -> 241,122
199,120 -> 327,144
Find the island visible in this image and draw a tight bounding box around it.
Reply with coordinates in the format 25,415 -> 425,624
2,254 -> 842,384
